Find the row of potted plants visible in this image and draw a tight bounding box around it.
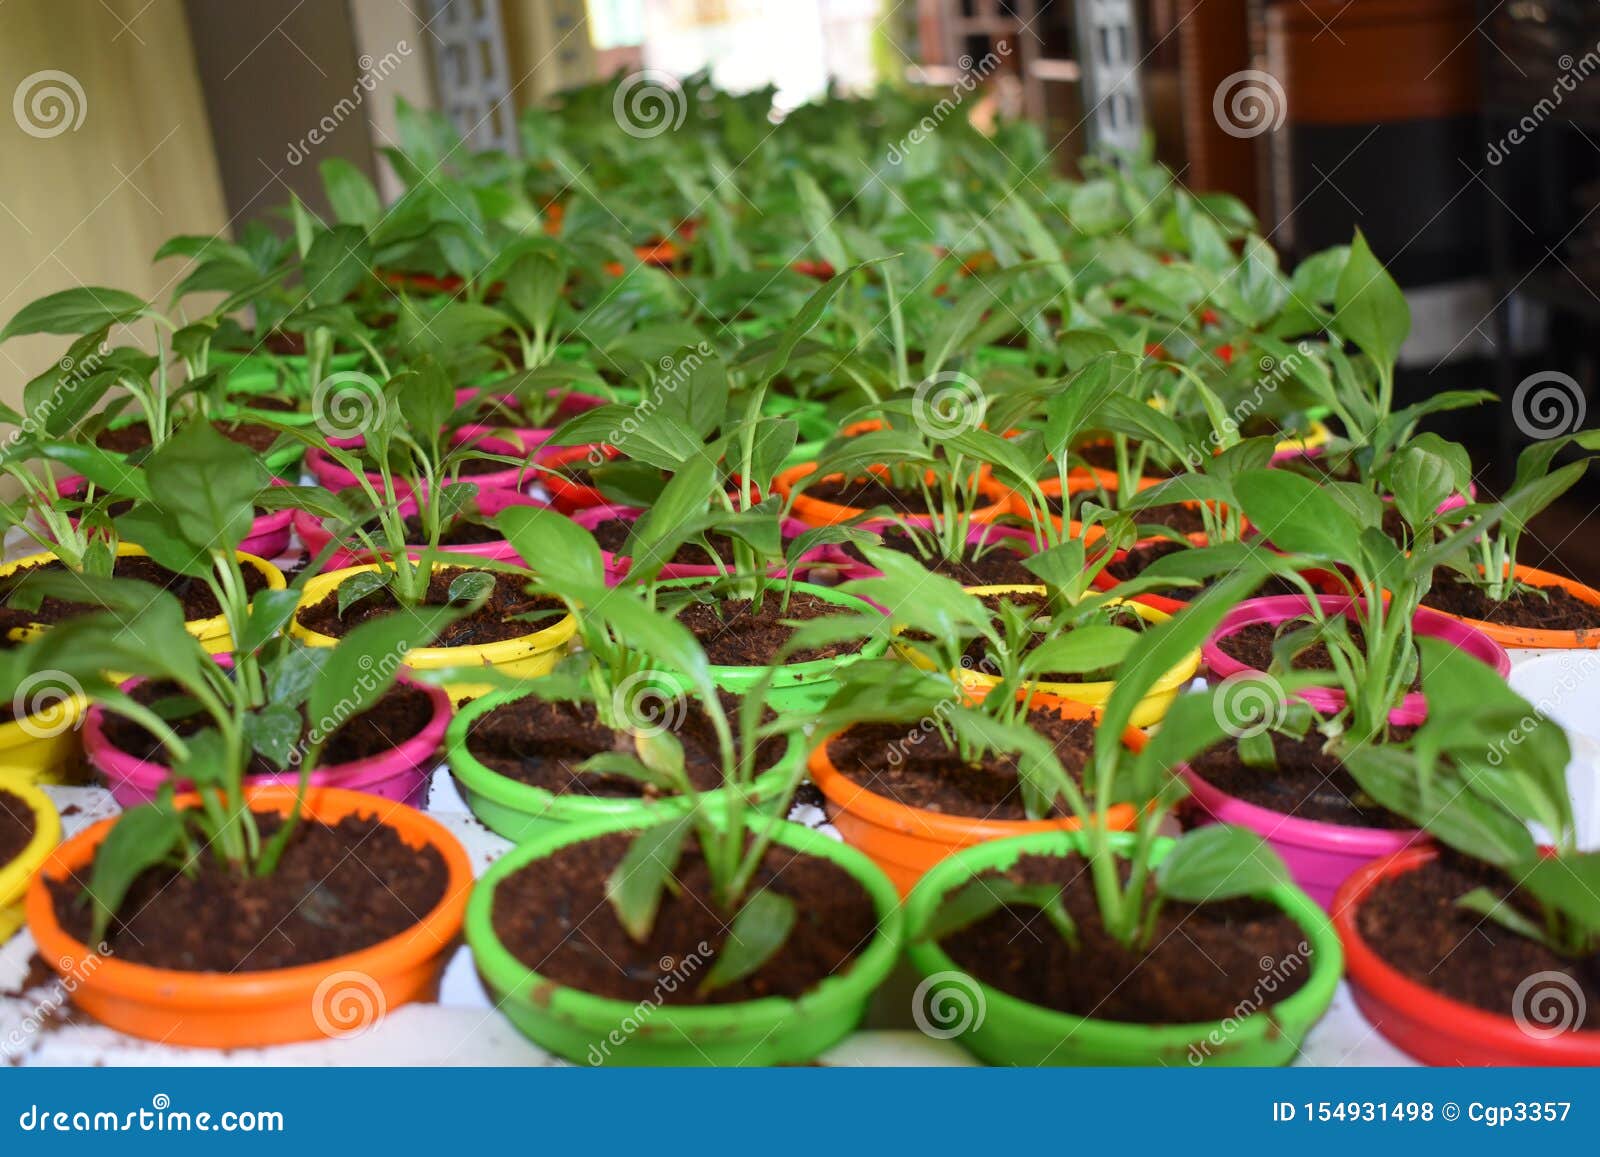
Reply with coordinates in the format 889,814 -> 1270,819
0,75 -> 1595,1066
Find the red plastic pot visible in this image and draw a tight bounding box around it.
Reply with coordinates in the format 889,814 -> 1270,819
1203,594 -> 1509,716
307,432 -> 537,496
293,487 -> 546,572
452,385 -> 604,456
535,443 -> 623,514
84,660 -> 451,808
573,503 -> 829,586
1332,845 -> 1600,1065
1181,700 -> 1428,910
56,475 -> 293,560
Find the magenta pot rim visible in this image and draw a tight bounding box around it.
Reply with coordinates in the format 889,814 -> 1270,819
832,518 -> 1042,581
1181,761 -> 1425,856
306,432 -> 537,495
292,486 -> 547,568
1203,593 -> 1510,714
84,659 -> 452,806
573,503 -> 825,581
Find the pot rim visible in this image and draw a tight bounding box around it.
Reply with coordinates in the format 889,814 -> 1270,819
1420,563 -> 1600,650
0,774 -> 62,911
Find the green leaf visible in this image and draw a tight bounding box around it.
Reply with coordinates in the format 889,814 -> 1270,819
1334,231 -> 1410,375
1232,468 -> 1364,564
303,225 -> 372,307
917,876 -> 1075,945
238,587 -> 306,655
1,287 -> 148,342
1156,825 -> 1290,903
336,570 -> 391,617
494,504 -> 606,598
1519,856 -> 1600,944
320,158 -> 382,228
606,812 -> 694,943
700,889 -> 797,994
305,603 -> 461,738
86,804 -> 184,943
243,704 -> 304,770
142,420 -> 266,554
447,570 -> 496,605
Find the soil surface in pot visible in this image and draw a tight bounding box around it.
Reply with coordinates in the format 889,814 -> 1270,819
0,789 -> 37,866
842,525 -> 1036,586
65,490 -> 269,522
957,591 -> 1147,683
99,680 -> 435,775
296,566 -> 565,647
0,554 -> 270,626
463,693 -> 785,798
801,476 -> 937,515
1215,618 -> 1422,690
356,511 -> 506,547
1059,492 -> 1209,537
1075,442 -> 1181,479
825,708 -> 1096,820
1186,728 -> 1416,828
938,852 -> 1313,1023
1356,851 -> 1600,1027
673,590 -> 863,666
1103,539 -> 1306,602
490,829 -> 878,1004
96,419 -> 280,456
591,517 -> 777,568
49,810 -> 448,971
1422,571 -> 1600,634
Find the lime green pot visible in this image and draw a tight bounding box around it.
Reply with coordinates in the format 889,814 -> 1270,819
211,349 -> 365,396
466,811 -> 905,1065
904,830 -> 1342,1066
446,689 -> 806,842
654,579 -> 888,714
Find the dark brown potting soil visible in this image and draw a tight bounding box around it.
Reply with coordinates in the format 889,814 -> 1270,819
673,590 -> 861,666
825,708 -> 1097,820
49,811 -> 448,972
0,789 -> 37,866
360,512 -> 506,547
842,525 -> 1037,586
1076,442 -> 1180,479
96,419 -> 280,455
958,590 -> 1146,683
939,852 -> 1313,1023
591,517 -> 745,567
1103,539 -> 1306,603
802,476 -> 937,515
0,554 -> 271,624
1215,618 -> 1422,690
489,830 -> 879,1004
295,566 -> 565,647
463,693 -> 785,798
1186,729 -> 1416,829
1422,571 -> 1600,634
1357,852 -> 1600,1028
97,680 -> 435,773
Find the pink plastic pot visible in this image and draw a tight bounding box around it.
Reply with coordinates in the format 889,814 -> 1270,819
56,475 -> 294,560
1181,699 -> 1429,910
1203,594 -> 1509,717
452,386 -> 604,455
831,519 -> 1041,583
573,504 -> 829,586
306,432 -> 537,496
293,487 -> 548,572
84,661 -> 452,808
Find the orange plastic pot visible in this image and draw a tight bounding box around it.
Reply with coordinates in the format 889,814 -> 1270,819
775,462 -> 1011,528
808,693 -> 1145,895
1422,564 -> 1600,650
25,785 -> 472,1048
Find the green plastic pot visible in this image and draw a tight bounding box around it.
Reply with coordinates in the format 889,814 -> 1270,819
211,349 -> 366,396
654,578 -> 889,714
466,811 -> 905,1065
446,689 -> 807,842
904,830 -> 1342,1066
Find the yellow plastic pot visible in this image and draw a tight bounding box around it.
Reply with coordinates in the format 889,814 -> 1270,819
897,584 -> 1197,728
0,698 -> 88,785
0,774 -> 61,942
0,544 -> 284,655
289,564 -> 577,699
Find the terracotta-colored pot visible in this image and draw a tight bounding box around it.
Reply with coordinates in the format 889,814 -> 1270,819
774,462 -> 1010,529
1421,563 -> 1600,651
